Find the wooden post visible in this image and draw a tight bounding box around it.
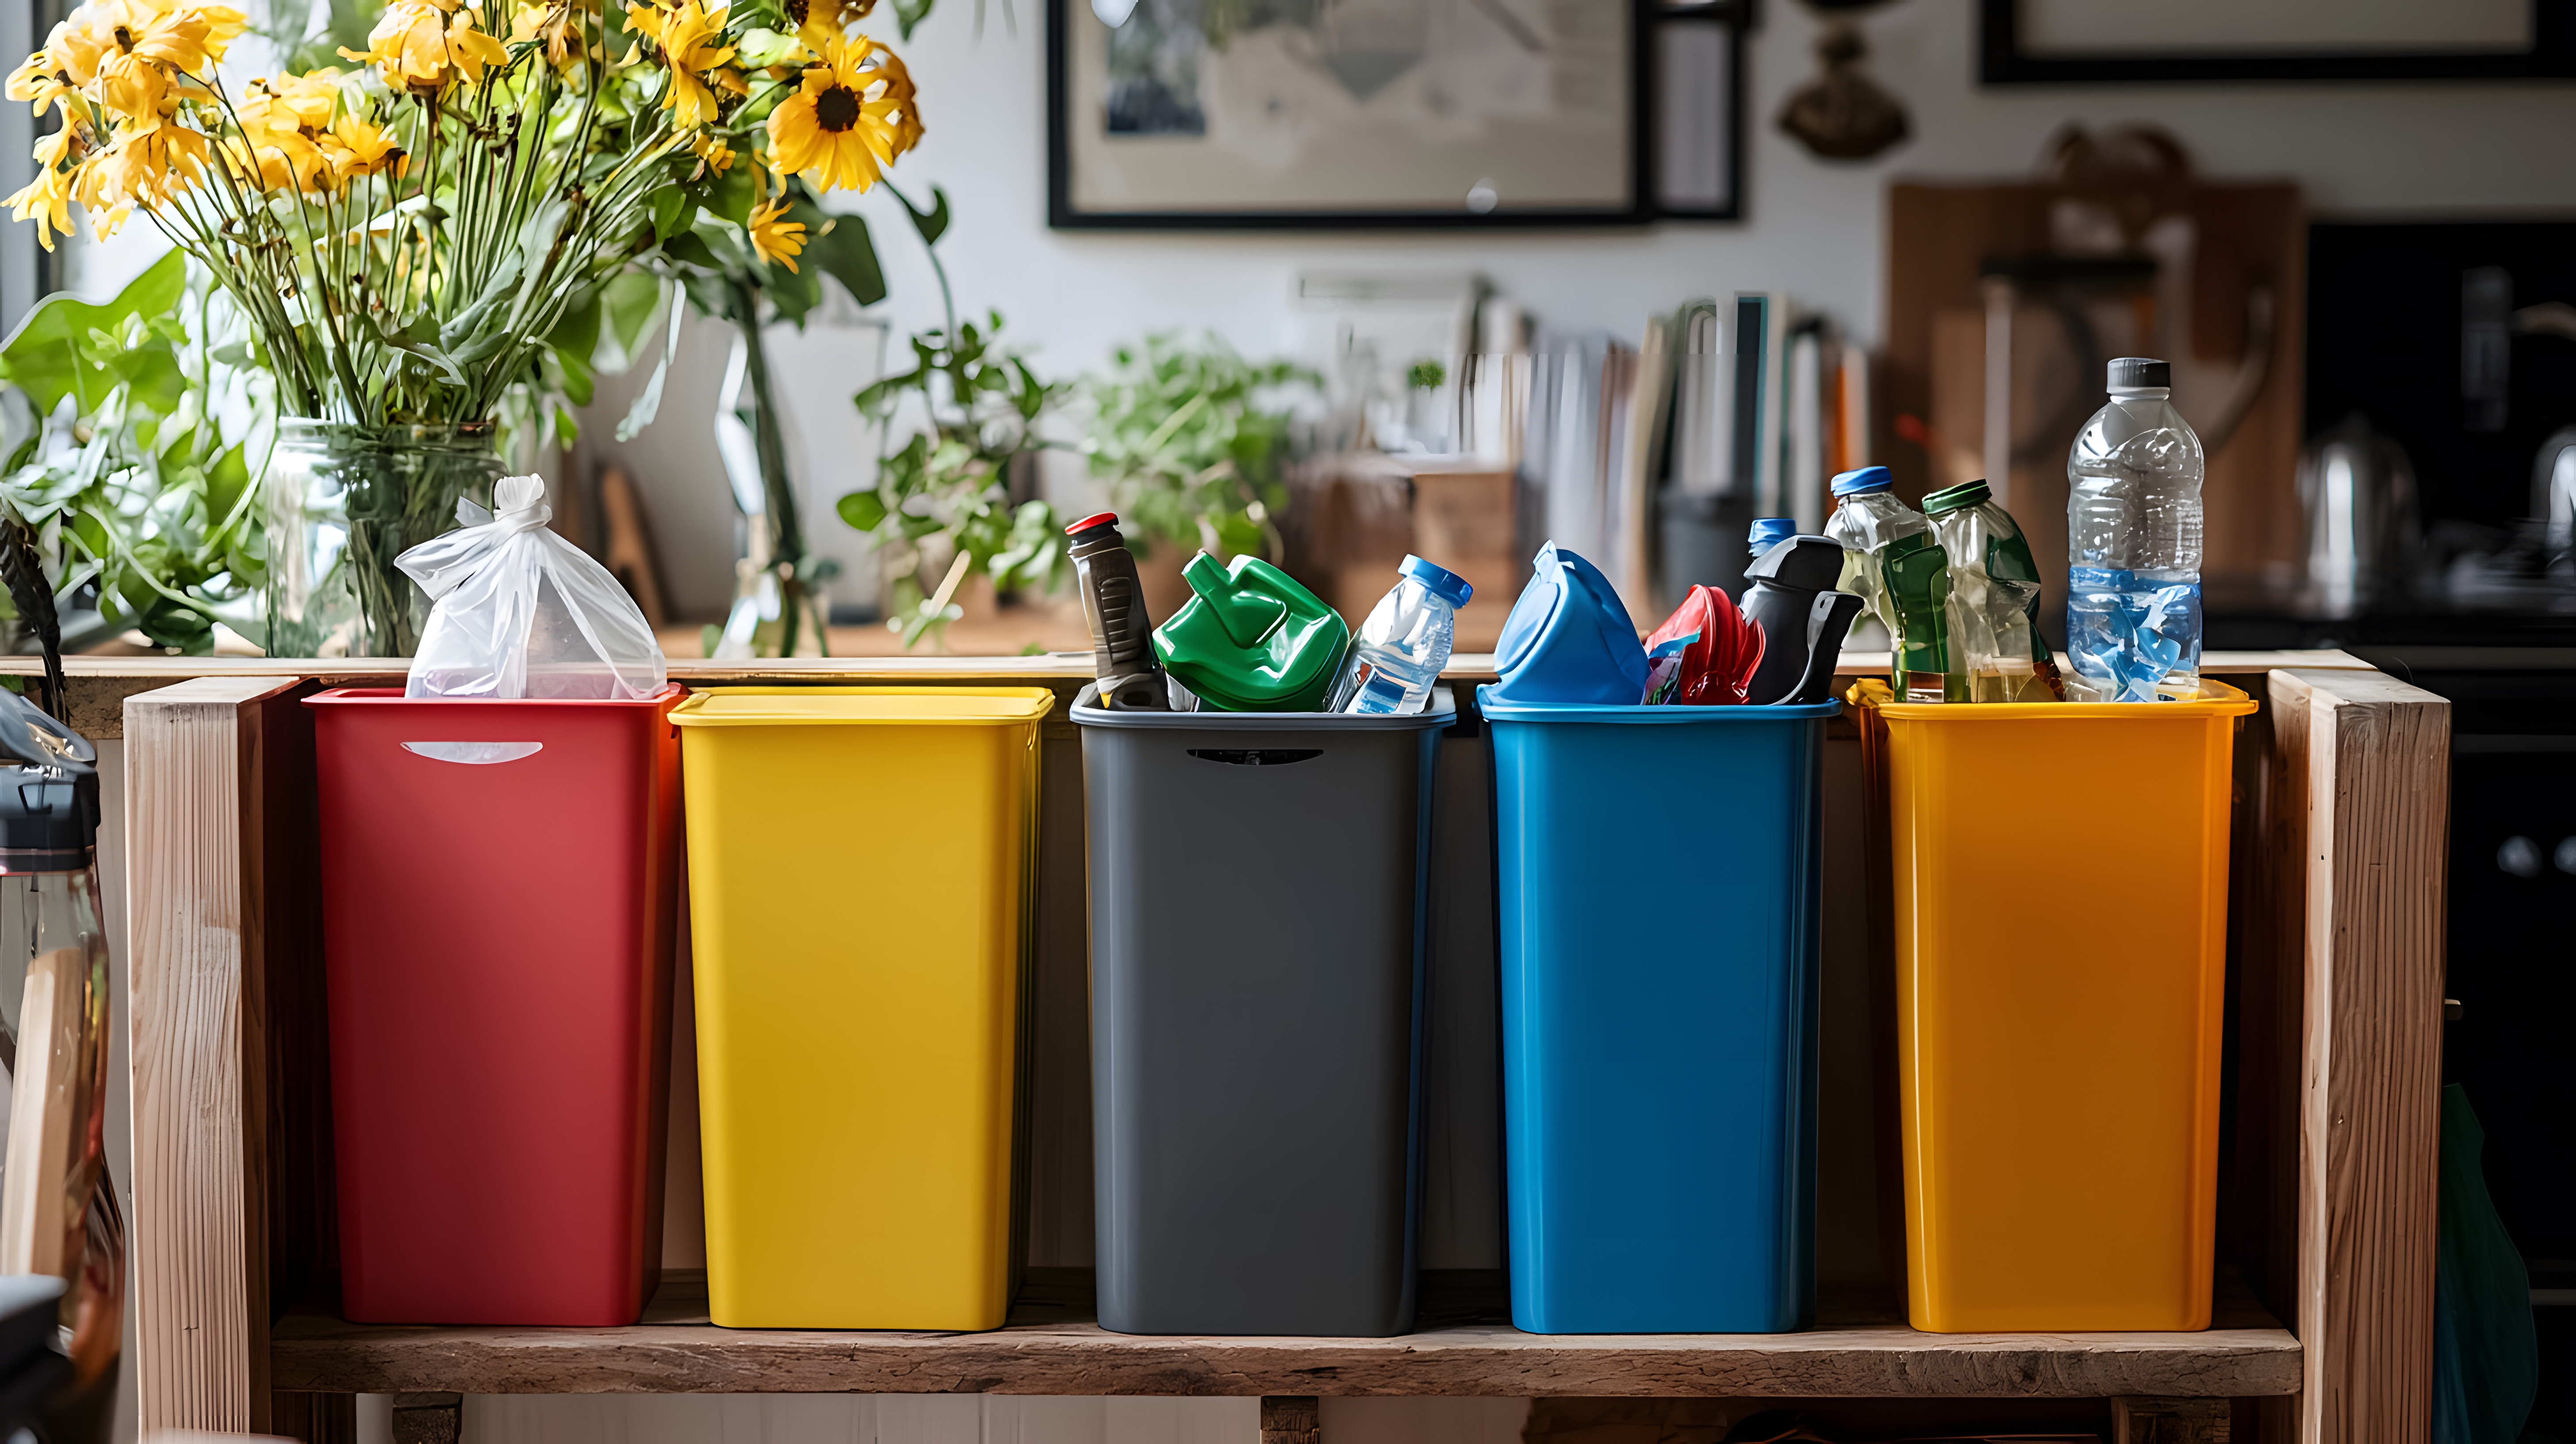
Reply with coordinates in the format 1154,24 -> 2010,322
126,677 -> 312,1436
2267,671 -> 2450,1444
1260,1395 -> 1320,1444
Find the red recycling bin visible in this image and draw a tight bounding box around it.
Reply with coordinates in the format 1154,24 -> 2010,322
307,686 -> 684,1325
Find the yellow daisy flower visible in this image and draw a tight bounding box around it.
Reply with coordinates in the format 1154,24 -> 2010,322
510,0 -> 584,69
341,0 -> 507,91
689,128 -> 734,176
624,0 -> 735,130
6,48 -> 78,116
765,33 -> 916,194
746,197 -> 802,271
3,159 -> 74,252
322,114 -> 405,180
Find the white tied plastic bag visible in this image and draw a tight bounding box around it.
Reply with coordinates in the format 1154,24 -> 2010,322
396,474 -> 668,699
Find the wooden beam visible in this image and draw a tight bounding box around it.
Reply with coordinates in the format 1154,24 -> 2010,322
126,677 -> 310,1436
2266,671 -> 2450,1444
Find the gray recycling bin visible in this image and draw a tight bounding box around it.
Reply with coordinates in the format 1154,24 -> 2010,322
1073,684 -> 1452,1336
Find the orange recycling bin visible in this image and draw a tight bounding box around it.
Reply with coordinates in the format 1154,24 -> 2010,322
1852,678 -> 2257,1333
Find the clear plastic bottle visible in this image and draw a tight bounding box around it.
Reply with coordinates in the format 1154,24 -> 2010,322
2066,358 -> 2204,702
1821,466 -> 1929,638
1326,555 -> 1474,714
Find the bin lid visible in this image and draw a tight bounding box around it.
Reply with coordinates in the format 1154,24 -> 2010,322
670,687 -> 1054,726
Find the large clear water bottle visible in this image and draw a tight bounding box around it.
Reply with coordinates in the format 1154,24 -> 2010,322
2066,358 -> 2204,702
1327,556 -> 1474,714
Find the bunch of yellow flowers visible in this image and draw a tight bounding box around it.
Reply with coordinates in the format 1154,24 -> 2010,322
0,0 -> 922,426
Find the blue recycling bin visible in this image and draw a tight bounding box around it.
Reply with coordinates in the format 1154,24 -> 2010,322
1483,690 -> 1834,1334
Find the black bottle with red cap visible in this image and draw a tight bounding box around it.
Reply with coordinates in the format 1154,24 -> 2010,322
1063,512 -> 1170,710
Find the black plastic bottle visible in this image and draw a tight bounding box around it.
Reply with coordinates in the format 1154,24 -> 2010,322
1064,512 -> 1170,710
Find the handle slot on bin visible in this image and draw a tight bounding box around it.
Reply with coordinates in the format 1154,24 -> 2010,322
400,741 -> 545,765
1187,748 -> 1322,767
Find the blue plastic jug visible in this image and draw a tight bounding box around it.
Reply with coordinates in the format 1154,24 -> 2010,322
1490,544 -> 1649,705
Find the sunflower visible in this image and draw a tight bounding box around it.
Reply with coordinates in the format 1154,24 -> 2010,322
746,198 -> 803,271
624,0 -> 734,130
765,33 -> 916,194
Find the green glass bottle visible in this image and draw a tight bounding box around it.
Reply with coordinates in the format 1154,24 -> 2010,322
1881,531 -> 1967,703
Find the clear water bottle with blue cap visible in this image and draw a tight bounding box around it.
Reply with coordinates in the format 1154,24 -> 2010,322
2066,358 -> 2203,702
1748,517 -> 1798,560
1328,555 -> 1476,715
1821,465 -> 1928,638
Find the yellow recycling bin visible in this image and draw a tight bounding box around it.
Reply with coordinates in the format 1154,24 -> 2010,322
1851,678 -> 2257,1333
672,687 -> 1050,1329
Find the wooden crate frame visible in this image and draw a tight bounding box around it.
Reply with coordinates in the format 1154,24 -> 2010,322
86,653 -> 2446,1444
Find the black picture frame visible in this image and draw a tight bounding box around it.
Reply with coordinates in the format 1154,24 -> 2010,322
1045,0 -> 1746,229
1651,1 -> 1748,222
1981,0 -> 2576,84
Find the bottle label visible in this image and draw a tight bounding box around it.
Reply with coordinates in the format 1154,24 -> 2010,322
2066,569 -> 2202,702
1351,666 -> 1408,714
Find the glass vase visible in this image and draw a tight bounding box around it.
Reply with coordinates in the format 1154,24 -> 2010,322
265,420 -> 505,658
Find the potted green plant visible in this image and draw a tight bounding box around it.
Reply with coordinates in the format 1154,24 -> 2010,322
836,209 -> 1066,649
1082,332 -> 1315,565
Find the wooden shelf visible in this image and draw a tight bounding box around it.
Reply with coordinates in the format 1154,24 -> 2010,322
268,1271 -> 2300,1400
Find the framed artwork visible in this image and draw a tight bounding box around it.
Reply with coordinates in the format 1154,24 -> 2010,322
1982,0 -> 2576,83
1047,0 -> 1745,228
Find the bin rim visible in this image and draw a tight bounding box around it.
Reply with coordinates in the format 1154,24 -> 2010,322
669,686 -> 1054,726
1476,685 -> 1838,724
305,684 -> 686,707
1847,676 -> 2258,720
1071,682 -> 1455,730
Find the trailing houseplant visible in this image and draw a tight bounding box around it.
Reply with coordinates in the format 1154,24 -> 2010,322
1083,331 -> 1313,564
2,0 -> 923,653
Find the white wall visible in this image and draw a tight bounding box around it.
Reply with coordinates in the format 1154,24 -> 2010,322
833,0 -> 2576,374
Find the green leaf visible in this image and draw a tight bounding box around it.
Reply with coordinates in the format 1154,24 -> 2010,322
650,185 -> 691,240
897,183 -> 951,248
838,488 -> 888,531
800,208 -> 887,307
603,269 -> 665,356
0,249 -> 187,416
691,156 -> 759,227
892,0 -> 935,39
205,442 -> 253,529
550,285 -> 604,362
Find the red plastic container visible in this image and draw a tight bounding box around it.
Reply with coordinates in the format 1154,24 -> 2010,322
307,686 -> 684,1325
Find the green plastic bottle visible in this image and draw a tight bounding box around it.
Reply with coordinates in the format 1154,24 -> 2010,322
1881,531 -> 1967,703
1923,479 -> 2068,703
1152,551 -> 1352,712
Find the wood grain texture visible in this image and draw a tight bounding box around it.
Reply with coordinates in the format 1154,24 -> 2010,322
2266,671 -> 2450,1444
127,677 -> 307,1436
1260,1396 -> 1319,1444
267,1275 -> 2301,1399
2115,1397 -> 2231,1444
0,947 -> 88,1277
